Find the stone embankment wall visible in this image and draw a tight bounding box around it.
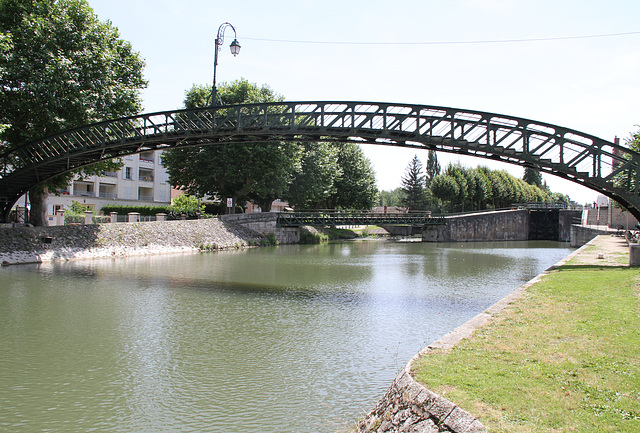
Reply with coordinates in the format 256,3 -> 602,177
221,212 -> 300,244
423,209 -> 529,242
423,209 -> 582,243
0,218 -> 265,265
352,368 -> 485,433
570,224 -> 615,247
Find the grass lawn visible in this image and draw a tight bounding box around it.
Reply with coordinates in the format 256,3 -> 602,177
412,255 -> 640,432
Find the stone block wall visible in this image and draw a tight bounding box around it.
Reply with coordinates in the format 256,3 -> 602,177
608,206 -> 639,230
353,369 -> 485,433
558,210 -> 582,242
570,224 -> 614,247
0,218 -> 265,265
584,206 -> 609,226
220,213 -> 300,244
422,209 -> 529,242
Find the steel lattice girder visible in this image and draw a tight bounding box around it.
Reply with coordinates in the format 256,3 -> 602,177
1,101 -> 639,222
275,212 -> 445,227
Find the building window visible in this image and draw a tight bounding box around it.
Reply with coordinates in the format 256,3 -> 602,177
124,167 -> 133,180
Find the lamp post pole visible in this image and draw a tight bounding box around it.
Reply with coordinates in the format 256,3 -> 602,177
211,22 -> 241,107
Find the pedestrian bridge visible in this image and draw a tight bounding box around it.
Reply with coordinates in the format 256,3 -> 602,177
1,101 -> 639,222
275,211 -> 445,228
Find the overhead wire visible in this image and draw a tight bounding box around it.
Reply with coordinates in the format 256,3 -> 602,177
242,31 -> 640,46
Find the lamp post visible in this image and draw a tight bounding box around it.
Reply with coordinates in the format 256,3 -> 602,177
211,22 -> 241,107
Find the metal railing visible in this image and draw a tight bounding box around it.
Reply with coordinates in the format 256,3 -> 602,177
276,211 -> 445,227
2,101 -> 639,221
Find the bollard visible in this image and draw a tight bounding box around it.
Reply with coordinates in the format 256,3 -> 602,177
84,210 -> 93,225
128,212 -> 140,223
630,243 -> 640,266
56,209 -> 65,226
110,212 -> 118,223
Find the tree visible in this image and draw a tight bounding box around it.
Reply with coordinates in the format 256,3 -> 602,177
378,188 -> 403,208
400,155 -> 427,210
161,80 -> 302,212
0,0 -> 147,225
430,175 -> 459,212
285,141 -> 340,209
431,164 -> 551,211
523,167 -> 543,188
170,193 -> 204,215
425,150 -> 441,188
626,128 -> 640,152
613,128 -> 640,194
445,163 -> 468,212
472,168 -> 492,209
328,143 -> 378,210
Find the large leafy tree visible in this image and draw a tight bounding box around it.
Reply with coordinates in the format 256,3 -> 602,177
285,141 -> 340,209
0,0 -> 146,225
445,163 -> 468,211
430,174 -> 459,212
329,143 -> 378,210
400,155 -> 427,210
285,141 -> 378,210
161,79 -> 302,212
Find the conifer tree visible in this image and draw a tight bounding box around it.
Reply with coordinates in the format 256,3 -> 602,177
400,155 -> 427,210
425,150 -> 441,187
523,167 -> 543,188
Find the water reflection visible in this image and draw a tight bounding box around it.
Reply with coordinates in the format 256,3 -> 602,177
0,240 -> 572,432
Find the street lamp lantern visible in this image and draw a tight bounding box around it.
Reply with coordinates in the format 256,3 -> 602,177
211,22 -> 240,106
230,39 -> 241,56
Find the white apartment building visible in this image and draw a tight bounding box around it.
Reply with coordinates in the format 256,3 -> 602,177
44,150 -> 171,224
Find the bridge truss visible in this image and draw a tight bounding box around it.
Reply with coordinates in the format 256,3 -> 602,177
276,212 -> 445,228
1,101 -> 639,222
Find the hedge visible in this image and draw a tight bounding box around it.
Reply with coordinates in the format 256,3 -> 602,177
99,204 -> 173,217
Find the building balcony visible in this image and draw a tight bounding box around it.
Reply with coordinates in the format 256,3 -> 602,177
139,152 -> 155,164
98,192 -> 117,199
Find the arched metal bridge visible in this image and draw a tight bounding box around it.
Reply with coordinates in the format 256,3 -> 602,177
1,101 -> 639,222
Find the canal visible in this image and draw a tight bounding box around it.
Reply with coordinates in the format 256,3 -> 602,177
0,239 -> 572,432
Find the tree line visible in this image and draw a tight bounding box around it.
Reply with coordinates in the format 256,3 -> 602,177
381,152 -> 571,213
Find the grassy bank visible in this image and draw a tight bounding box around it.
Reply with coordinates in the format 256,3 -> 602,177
412,242 -> 640,432
299,226 -> 366,243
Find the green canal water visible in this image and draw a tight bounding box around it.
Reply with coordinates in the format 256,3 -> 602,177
0,239 -> 572,432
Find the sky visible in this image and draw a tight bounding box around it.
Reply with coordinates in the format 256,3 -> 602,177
88,0 -> 640,205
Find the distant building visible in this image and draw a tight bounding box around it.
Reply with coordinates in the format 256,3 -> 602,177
42,150 -> 171,224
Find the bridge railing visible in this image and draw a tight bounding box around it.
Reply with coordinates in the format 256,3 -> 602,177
2,101 -> 636,178
2,101 -> 640,222
275,211 -> 445,228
